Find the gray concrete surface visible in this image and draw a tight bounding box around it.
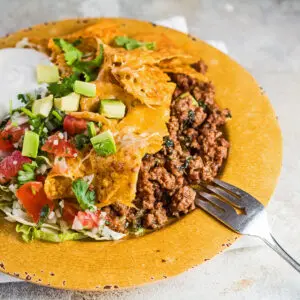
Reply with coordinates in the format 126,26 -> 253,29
1,0 -> 300,299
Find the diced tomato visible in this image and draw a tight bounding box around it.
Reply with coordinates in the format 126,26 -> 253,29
0,138 -> 13,151
41,133 -> 77,158
36,175 -> 46,183
0,151 -> 31,183
77,210 -> 101,229
0,124 -> 26,151
62,201 -> 79,225
63,202 -> 101,229
63,116 -> 87,136
16,182 -> 54,223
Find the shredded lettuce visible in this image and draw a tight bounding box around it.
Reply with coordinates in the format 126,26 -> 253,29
16,224 -> 85,243
81,226 -> 126,241
0,184 -> 14,202
36,155 -> 52,166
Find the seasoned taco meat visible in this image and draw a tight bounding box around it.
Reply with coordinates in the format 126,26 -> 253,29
105,69 -> 230,232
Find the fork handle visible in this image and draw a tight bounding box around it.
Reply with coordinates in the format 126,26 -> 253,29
259,233 -> 300,273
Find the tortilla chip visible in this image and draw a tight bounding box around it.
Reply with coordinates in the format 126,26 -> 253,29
80,81 -> 136,112
112,65 -> 176,106
117,103 -> 169,148
68,111 -> 112,128
90,131 -> 162,207
44,176 -> 74,200
47,39 -> 73,77
44,156 -> 90,200
66,20 -> 125,44
106,45 -> 195,69
160,64 -> 209,83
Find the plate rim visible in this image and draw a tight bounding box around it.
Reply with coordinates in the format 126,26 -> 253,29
0,17 -> 282,291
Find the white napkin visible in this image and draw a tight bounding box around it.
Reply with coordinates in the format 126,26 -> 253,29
0,16 -> 231,284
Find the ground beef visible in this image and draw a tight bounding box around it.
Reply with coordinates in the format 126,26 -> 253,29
143,202 -> 168,229
170,186 -> 196,216
104,63 -> 230,233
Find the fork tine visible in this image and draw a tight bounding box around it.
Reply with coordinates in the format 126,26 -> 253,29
213,179 -> 245,196
197,191 -> 237,219
204,184 -> 244,209
195,192 -> 240,231
195,198 -> 225,220
213,179 -> 265,210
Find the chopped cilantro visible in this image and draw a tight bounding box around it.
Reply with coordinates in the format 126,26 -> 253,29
72,178 -> 96,210
17,93 -> 35,106
48,74 -> 78,98
53,38 -> 83,65
28,116 -> 52,146
72,44 -> 104,82
198,101 -> 207,111
53,38 -> 104,82
29,116 -> 43,132
37,205 -> 50,227
74,134 -> 90,150
47,109 -> 65,130
163,136 -> 174,148
17,91 -> 44,110
183,110 -> 195,128
179,156 -> 192,171
18,161 -> 38,185
114,36 -> 156,51
72,39 -> 82,47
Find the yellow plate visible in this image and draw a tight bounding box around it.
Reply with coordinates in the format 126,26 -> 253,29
0,18 -> 282,291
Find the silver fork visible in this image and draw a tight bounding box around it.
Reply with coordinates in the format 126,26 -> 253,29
195,178 -> 300,272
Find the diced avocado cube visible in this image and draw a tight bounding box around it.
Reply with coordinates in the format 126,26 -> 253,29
74,80 -> 96,97
54,92 -> 80,112
90,130 -> 116,156
178,92 -> 198,106
87,122 -> 97,138
99,99 -> 126,119
22,131 -> 39,158
32,95 -> 53,118
36,64 -> 59,83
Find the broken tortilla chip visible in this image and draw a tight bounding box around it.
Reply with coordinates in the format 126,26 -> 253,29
160,64 -> 209,83
66,20 -> 126,44
68,111 -> 112,129
117,103 -> 169,147
44,176 -> 74,200
105,45 -> 195,69
44,156 -> 89,200
112,64 -> 176,106
90,131 -> 162,208
80,81 -> 136,112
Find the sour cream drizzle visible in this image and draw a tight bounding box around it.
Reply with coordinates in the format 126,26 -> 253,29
0,48 -> 52,118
